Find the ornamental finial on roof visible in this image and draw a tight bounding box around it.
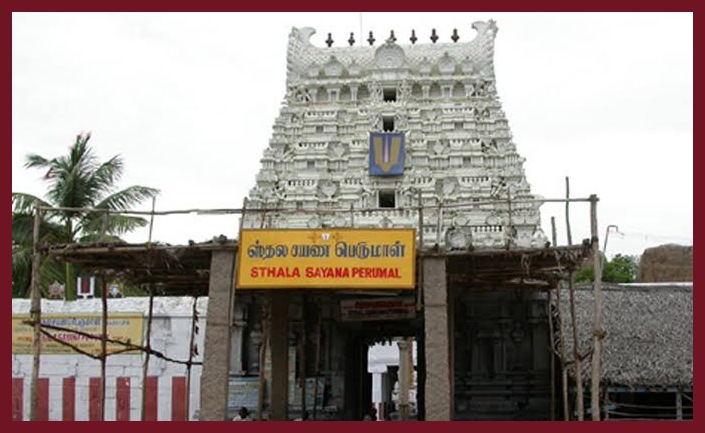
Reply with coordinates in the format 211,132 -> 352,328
410,29 -> 417,44
387,30 -> 396,43
325,33 -> 333,47
430,28 -> 438,43
348,32 -> 355,46
367,31 -> 375,46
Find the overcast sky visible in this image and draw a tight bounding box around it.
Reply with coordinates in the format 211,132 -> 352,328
12,12 -> 692,257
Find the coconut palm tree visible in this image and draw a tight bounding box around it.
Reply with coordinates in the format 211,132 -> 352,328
12,132 -> 159,299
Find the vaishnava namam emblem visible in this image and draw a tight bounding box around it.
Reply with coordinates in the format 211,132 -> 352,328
369,132 -> 405,176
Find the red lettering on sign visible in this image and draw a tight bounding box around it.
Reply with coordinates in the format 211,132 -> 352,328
350,267 -> 401,278
305,267 -> 352,278
251,267 -> 301,278
250,266 -> 401,280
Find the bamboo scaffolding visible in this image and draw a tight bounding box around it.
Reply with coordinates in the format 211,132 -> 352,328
29,205 -> 42,421
141,286 -> 155,420
35,196 -> 595,220
546,291 -> 556,421
185,296 -> 199,420
568,272 -> 584,420
142,197 -> 157,420
589,195 -> 604,421
99,214 -> 109,421
565,177 -> 584,421
556,282 -> 570,421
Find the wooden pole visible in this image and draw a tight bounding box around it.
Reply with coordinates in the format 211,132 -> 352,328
148,197 -> 156,246
546,292 -> 556,421
589,195 -> 603,421
564,177 -> 579,420
144,193 -> 156,417
565,177 -> 572,246
556,283 -> 570,420
312,307 -> 322,420
551,216 -> 557,247
29,205 -> 42,421
141,285 -> 154,420
185,296 -> 198,420
100,275 -> 108,421
257,300 -> 270,420
568,271 -> 584,421
99,213 -> 109,421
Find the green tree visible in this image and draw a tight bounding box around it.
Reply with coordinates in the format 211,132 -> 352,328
575,254 -> 639,283
12,132 -> 159,299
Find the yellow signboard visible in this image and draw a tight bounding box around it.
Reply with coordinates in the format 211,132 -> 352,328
12,313 -> 144,355
237,228 -> 416,289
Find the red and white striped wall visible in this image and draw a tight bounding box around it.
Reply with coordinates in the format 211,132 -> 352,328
11,376 -> 193,421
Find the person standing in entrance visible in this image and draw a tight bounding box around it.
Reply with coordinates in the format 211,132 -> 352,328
233,407 -> 252,421
363,407 -> 377,421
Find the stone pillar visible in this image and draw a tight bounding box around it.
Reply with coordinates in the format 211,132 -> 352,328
423,257 -> 452,420
199,250 -> 236,420
397,338 -> 411,420
270,293 -> 289,420
229,303 -> 246,375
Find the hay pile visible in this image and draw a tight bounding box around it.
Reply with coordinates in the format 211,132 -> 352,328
637,244 -> 693,283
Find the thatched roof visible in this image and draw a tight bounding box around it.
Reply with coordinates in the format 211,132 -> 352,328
445,243 -> 592,289
44,238 -> 238,297
558,283 -> 693,387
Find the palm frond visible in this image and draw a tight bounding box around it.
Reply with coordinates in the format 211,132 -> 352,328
14,132 -> 159,298
12,244 -> 32,296
12,211 -> 67,246
13,248 -> 70,298
89,155 -> 124,196
24,153 -> 51,171
12,192 -> 51,213
95,186 -> 160,211
79,213 -> 150,237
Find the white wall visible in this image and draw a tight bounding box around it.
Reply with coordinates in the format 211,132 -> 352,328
12,297 -> 207,421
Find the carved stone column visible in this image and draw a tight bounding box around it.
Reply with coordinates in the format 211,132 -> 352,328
270,293 -> 290,420
199,250 -> 236,420
229,302 -> 246,375
423,257 -> 452,420
397,338 -> 412,420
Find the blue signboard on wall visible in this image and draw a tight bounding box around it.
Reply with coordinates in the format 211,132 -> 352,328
369,132 -> 405,176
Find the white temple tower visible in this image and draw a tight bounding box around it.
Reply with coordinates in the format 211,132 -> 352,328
245,21 -> 547,250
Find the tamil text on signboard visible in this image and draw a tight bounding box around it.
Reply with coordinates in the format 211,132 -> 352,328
340,297 -> 417,322
237,228 -> 415,289
12,313 -> 144,355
